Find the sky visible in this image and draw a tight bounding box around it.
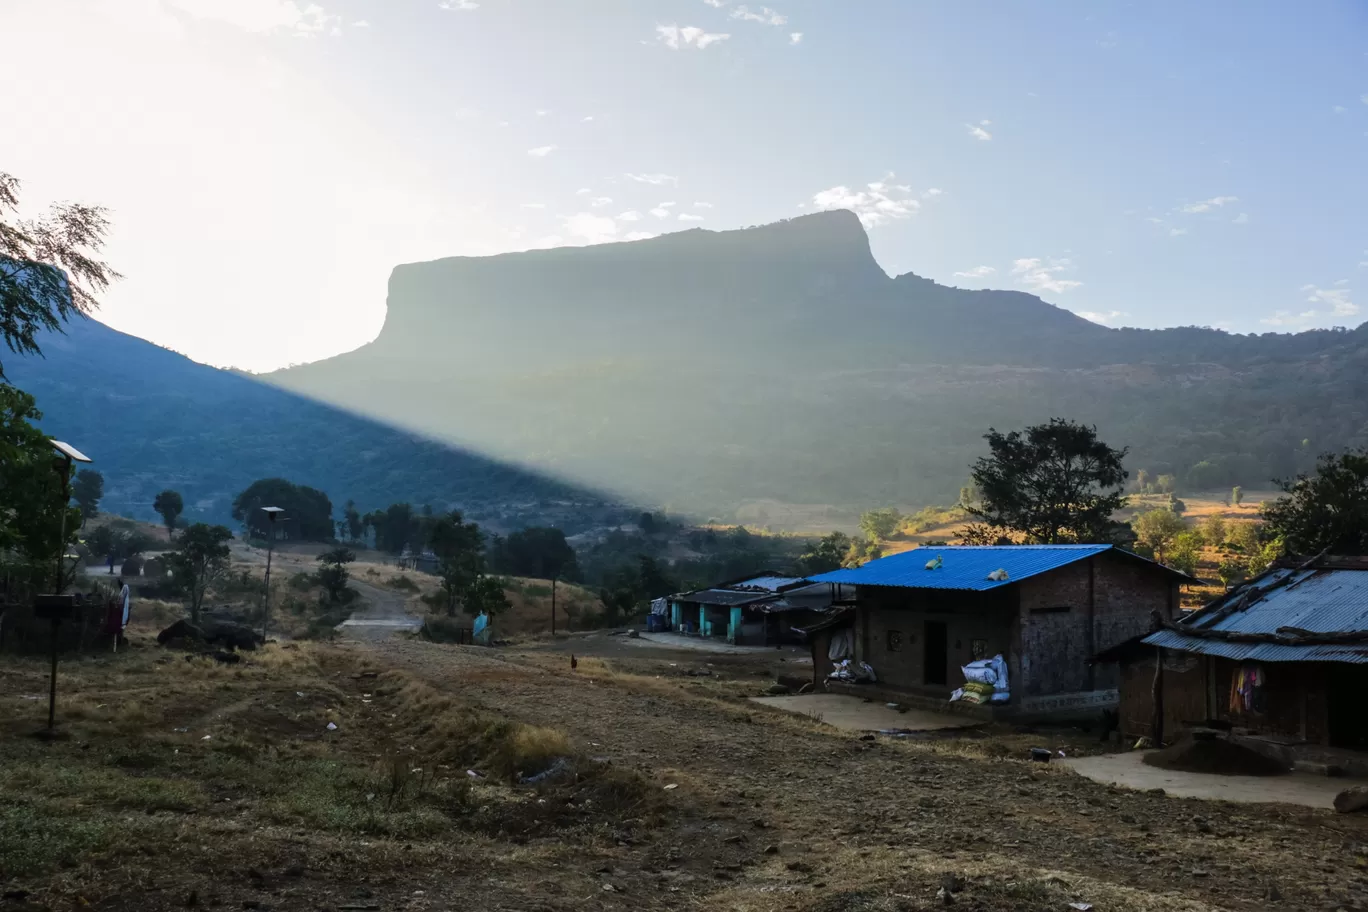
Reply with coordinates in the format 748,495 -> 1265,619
1,0 -> 1365,372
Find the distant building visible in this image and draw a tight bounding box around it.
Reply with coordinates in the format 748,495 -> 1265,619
397,547 -> 439,574
810,545 -> 1189,718
1098,556 -> 1368,763
668,572 -> 850,645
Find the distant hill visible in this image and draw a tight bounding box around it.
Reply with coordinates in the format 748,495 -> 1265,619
264,209 -> 1368,517
3,317 -> 612,530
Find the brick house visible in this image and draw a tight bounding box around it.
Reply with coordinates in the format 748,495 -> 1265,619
811,545 -> 1188,716
1098,556 -> 1368,761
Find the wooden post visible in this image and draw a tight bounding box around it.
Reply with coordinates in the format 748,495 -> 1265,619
551,576 -> 557,636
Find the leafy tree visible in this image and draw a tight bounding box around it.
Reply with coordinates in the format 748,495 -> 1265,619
316,547 -> 356,603
154,489 -> 184,541
1262,449 -> 1368,556
0,384 -> 80,586
1217,557 -> 1246,588
638,511 -> 659,535
1168,493 -> 1186,515
1232,485 -> 1244,508
232,478 -> 334,541
339,499 -> 364,543
846,536 -> 884,566
370,502 -> 419,554
1247,538 -> 1283,577
489,527 -> 579,580
167,523 -> 233,622
0,171 -> 119,378
1200,514 -> 1227,548
799,531 -> 853,574
427,510 -> 486,616
1226,521 -> 1261,554
967,418 -> 1129,544
1132,508 -> 1186,563
1156,474 -> 1177,494
1135,469 -> 1151,493
1168,530 -> 1202,576
637,555 -> 676,599
463,573 -> 511,618
71,469 -> 103,525
859,508 -> 902,542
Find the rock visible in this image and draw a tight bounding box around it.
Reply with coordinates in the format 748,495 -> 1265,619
766,684 -> 791,695
940,873 -> 964,894
157,619 -> 205,646
936,886 -> 955,905
1335,787 -> 1368,814
212,651 -> 241,665
203,621 -> 264,652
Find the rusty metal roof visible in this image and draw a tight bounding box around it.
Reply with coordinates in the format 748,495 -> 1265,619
1144,566 -> 1368,664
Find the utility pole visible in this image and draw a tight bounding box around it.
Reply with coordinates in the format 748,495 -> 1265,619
551,574 -> 557,635
260,507 -> 284,639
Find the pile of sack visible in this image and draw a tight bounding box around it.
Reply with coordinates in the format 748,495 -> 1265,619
828,659 -> 878,684
950,654 -> 1010,704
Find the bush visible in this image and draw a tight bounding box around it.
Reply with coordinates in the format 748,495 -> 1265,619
388,575 -> 420,592
120,555 -> 143,577
421,615 -> 470,644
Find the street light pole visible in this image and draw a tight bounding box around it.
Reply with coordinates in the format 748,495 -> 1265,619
260,506 -> 284,640
42,441 -> 91,737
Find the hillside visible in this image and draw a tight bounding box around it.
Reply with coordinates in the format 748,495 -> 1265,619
265,210 -> 1368,518
3,317 -> 612,529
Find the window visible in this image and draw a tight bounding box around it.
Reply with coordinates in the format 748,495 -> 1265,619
886,629 -> 903,652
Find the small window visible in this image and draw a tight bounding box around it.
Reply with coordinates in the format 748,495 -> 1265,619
886,629 -> 903,652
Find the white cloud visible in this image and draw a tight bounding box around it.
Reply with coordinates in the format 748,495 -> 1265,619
165,0 -> 342,35
520,202 -> 545,209
731,5 -> 787,26
656,24 -> 730,49
535,109 -> 549,117
966,123 -> 992,141
590,196 -> 613,208
953,265 -> 996,279
1077,310 -> 1127,325
1304,283 -> 1358,318
617,210 -> 642,221
1169,227 -> 1188,237
657,200 -> 677,208
693,201 -> 714,209
1362,94 -> 1368,105
1233,212 -> 1250,224
563,212 -> 618,245
527,235 -> 563,250
624,231 -> 657,241
923,188 -> 943,198
789,32 -> 803,44
809,172 -> 934,228
703,0 -> 727,6
1178,195 -> 1238,214
1260,310 -> 1318,327
581,115 -> 594,122
527,145 -> 557,157
650,207 -> 672,219
626,172 -> 679,186
679,213 -> 705,221
438,0 -> 478,9
1334,105 -> 1347,114
1011,257 -> 1083,295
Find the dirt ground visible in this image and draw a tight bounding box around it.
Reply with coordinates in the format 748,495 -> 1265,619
4,622 -> 1368,911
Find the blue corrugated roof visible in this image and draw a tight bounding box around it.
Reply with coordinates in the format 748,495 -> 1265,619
809,544 -> 1116,591
1143,567 -> 1368,664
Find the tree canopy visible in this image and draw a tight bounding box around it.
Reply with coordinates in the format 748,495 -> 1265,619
231,478 -> 334,541
1262,448 -> 1368,556
154,489 -> 184,540
489,527 -> 579,581
965,418 -> 1129,544
167,523 -> 233,622
71,469 -> 103,524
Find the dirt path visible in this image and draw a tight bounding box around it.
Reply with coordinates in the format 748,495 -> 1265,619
335,578 -> 423,640
349,636 -> 1368,911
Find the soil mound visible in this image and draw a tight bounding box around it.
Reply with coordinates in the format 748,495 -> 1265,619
1143,735 -> 1288,776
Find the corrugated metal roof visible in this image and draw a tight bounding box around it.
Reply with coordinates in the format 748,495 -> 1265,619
809,544 -> 1116,591
733,575 -> 805,592
673,588 -> 775,607
1142,567 -> 1368,663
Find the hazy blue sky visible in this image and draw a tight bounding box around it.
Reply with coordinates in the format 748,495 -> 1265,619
2,0 -> 1365,370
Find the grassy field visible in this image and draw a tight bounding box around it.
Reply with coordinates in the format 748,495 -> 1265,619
4,616 -> 1368,910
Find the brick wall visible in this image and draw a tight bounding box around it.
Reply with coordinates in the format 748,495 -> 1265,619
856,586 -> 1015,693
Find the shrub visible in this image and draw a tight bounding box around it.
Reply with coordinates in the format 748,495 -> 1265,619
420,615 -> 469,644
389,575 -> 420,593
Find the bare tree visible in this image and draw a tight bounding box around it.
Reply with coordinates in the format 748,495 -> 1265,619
0,171 -> 121,376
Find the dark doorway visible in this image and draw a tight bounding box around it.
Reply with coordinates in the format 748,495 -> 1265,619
1329,665 -> 1368,750
924,620 -> 948,686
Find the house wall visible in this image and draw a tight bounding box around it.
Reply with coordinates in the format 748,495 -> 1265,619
1017,554 -> 1178,698
1117,652 -> 1332,745
854,586 -> 1016,694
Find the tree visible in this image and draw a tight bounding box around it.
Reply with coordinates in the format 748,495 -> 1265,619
0,172 -> 120,379
637,555 -> 676,600
1232,485 -> 1244,508
799,531 -> 853,574
1168,530 -> 1202,576
1132,509 -> 1186,564
859,508 -> 902,542
232,478 -> 334,541
166,523 -> 233,622
370,502 -> 419,554
1168,493 -> 1186,515
1200,514 -> 1227,548
967,418 -> 1129,544
427,510 -> 486,616
1135,469 -> 1151,493
154,489 -> 184,541
463,573 -> 511,618
70,469 -> 103,525
0,384 -> 80,585
1216,557 -> 1246,588
1156,474 -> 1177,495
1227,521 -> 1262,554
489,527 -> 579,580
340,500 -> 364,543
316,547 -> 356,603
1262,449 -> 1368,556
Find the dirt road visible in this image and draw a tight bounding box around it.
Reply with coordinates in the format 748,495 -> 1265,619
335,577 -> 423,640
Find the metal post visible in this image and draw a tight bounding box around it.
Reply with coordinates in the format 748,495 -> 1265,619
54,455 -> 71,594
261,528 -> 274,640
47,619 -> 59,732
551,575 -> 557,635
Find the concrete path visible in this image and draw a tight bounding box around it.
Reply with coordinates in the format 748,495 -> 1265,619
751,693 -> 977,734
634,632 -> 803,655
1065,749 -> 1365,809
335,579 -> 423,640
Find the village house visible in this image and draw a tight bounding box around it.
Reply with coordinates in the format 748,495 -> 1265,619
1098,555 -> 1368,767
667,573 -> 847,645
810,544 -> 1189,717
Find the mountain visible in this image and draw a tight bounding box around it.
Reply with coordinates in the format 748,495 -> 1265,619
265,209 -> 1368,517
9,210 -> 1368,529
3,317 -> 613,530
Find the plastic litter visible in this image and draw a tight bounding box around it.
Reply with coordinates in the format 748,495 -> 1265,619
1069,904 -> 1093,911
663,783 -> 679,790
1030,747 -> 1052,762
325,722 -> 338,731
201,735 -> 212,741
520,757 -> 571,785
466,769 -> 483,778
